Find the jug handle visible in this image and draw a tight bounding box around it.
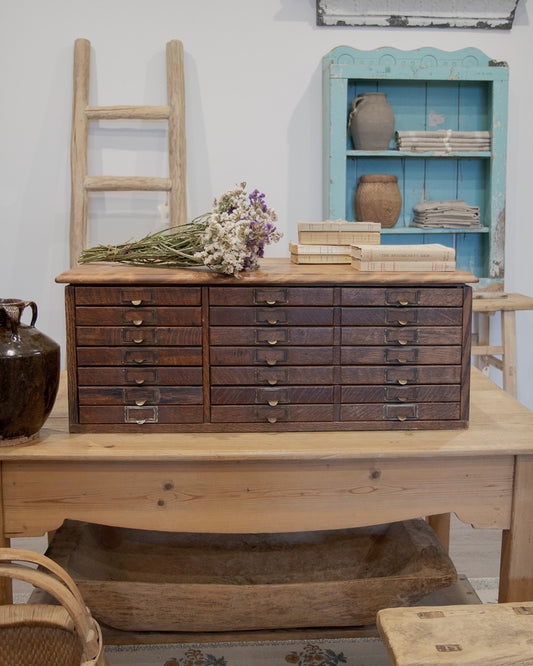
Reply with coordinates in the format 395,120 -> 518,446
21,301 -> 38,327
348,95 -> 365,124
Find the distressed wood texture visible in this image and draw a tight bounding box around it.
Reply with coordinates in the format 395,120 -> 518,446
56,261 -> 474,433
1,369 -> 532,608
317,1 -> 520,29
1,455 -> 513,537
68,39 -> 186,267
322,46 -> 509,290
378,602 -> 533,666
45,518 -> 457,632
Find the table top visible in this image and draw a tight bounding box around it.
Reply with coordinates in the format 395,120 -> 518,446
1,369 -> 531,463
55,258 -> 477,286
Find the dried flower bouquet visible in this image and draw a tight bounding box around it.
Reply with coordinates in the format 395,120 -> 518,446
79,183 -> 281,277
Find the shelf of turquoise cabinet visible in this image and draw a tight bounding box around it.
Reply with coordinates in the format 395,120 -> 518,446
380,228 -> 489,235
346,151 -> 491,158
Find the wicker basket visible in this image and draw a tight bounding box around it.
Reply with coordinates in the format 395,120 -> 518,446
0,548 -> 108,666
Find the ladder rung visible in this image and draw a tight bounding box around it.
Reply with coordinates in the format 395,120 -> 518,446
85,105 -> 170,120
85,176 -> 172,191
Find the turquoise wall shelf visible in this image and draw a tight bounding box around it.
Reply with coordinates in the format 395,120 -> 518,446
322,46 -> 509,288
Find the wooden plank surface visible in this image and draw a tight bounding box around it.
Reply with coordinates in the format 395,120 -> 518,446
377,602 -> 533,665
0,369 -> 531,462
55,258 -> 478,286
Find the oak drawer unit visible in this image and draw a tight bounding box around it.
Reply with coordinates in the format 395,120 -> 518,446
57,259 -> 475,433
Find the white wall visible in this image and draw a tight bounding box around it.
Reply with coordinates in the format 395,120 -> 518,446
1,0 -> 532,408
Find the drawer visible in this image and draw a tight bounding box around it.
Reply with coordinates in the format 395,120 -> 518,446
210,307 -> 334,326
78,367 -> 203,386
210,366 -> 335,386
209,327 -> 335,346
340,346 -> 461,365
79,405 -> 204,424
210,346 -> 334,366
341,287 -> 464,307
340,403 -> 461,421
341,385 -> 461,403
75,307 -> 201,326
210,404 -> 335,423
78,386 -> 203,405
210,386 -> 334,405
76,347 -> 202,366
76,327 -> 202,346
341,326 -> 462,346
341,307 -> 463,326
74,286 -> 201,306
209,287 -> 334,306
340,366 -> 462,385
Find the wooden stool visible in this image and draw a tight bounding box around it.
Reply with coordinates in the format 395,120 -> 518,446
472,292 -> 533,398
377,602 -> 533,665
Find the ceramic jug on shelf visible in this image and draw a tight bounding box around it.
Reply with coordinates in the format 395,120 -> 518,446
349,92 -> 395,151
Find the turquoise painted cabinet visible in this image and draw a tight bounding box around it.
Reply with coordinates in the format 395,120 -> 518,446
322,46 -> 508,288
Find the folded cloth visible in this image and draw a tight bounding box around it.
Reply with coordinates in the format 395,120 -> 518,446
411,200 -> 482,229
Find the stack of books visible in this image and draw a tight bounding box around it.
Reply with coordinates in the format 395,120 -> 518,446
350,243 -> 456,272
289,220 -> 380,264
395,130 -> 491,153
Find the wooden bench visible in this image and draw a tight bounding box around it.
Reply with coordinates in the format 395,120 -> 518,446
377,602 -> 533,665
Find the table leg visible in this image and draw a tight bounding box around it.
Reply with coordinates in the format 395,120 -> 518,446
426,513 -> 451,552
499,455 -> 533,601
501,310 -> 517,398
0,463 -> 13,604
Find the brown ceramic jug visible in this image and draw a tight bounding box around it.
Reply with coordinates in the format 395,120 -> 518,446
0,299 -> 60,445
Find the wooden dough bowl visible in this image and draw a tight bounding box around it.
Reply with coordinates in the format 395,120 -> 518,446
45,518 -> 457,632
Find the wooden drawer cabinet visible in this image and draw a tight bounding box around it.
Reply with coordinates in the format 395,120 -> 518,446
57,260 -> 474,432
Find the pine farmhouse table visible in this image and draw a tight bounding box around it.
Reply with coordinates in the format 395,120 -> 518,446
1,368 -> 532,609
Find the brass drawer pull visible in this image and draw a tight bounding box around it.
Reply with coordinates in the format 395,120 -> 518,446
268,400 -> 279,407
135,378 -> 145,385
397,396 -> 407,402
399,300 -> 409,306
135,399 -> 147,406
267,339 -> 278,345
398,379 -> 408,385
268,378 -> 278,385
266,300 -> 276,305
133,357 -> 146,364
398,319 -> 408,326
267,416 -> 278,424
133,336 -> 144,344
267,319 -> 278,325
131,299 -> 142,306
136,419 -> 147,425
266,359 -> 277,366
398,339 -> 408,345
397,415 -> 407,421
132,319 -> 143,326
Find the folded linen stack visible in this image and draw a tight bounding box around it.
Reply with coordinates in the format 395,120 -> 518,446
411,200 -> 482,229
395,130 -> 490,153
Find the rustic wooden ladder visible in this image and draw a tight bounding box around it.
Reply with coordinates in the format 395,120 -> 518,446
69,38 -> 187,267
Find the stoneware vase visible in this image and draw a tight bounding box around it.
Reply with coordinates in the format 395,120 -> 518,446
348,92 -> 395,150
0,299 -> 60,445
354,174 -> 402,228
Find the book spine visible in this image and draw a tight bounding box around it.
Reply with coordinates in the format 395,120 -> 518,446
351,259 -> 456,271
352,247 -> 455,261
299,231 -> 380,245
291,254 -> 351,264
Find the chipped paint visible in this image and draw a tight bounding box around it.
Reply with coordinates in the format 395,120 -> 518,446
316,0 -> 520,29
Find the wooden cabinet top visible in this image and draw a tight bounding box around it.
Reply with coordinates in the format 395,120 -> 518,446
56,258 -> 478,286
